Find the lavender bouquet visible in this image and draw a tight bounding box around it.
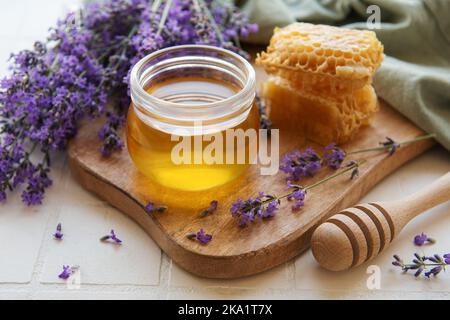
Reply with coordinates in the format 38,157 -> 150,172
0,0 -> 257,205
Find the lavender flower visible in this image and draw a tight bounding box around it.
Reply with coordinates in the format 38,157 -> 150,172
100,229 -> 122,245
145,202 -> 168,214
347,161 -> 360,180
280,148 -> 321,182
444,254 -> 450,265
53,223 -> 63,240
392,253 -> 448,278
231,160 -> 362,227
231,192 -> 280,227
200,200 -> 218,217
287,185 -> 307,211
58,265 -> 77,280
0,0 -> 258,206
380,137 -> 401,156
414,233 -> 436,246
187,229 -> 212,245
323,144 -> 346,170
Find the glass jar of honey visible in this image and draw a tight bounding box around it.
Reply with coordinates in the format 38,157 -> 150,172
127,45 -> 258,191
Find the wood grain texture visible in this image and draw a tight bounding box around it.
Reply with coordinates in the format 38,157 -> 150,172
67,61 -> 435,279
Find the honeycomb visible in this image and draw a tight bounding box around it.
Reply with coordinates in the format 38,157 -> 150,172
256,23 -> 384,94
260,76 -> 379,144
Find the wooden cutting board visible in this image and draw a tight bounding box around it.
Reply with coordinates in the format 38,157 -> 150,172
68,62 -> 434,279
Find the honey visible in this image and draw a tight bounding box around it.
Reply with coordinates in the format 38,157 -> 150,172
127,45 -> 257,191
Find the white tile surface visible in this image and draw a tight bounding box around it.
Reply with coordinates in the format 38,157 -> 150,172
169,261 -> 291,290
39,205 -> 162,286
0,0 -> 449,300
0,205 -> 52,283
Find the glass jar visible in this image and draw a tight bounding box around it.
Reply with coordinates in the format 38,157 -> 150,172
127,45 -> 258,191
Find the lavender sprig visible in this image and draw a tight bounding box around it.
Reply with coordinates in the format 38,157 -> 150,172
347,134 -> 436,156
392,253 -> 449,278
231,160 -> 364,227
280,134 -> 433,183
0,0 -> 258,206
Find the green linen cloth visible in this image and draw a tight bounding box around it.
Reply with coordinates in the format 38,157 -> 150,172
236,0 -> 450,150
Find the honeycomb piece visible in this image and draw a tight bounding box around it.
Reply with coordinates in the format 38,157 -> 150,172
260,77 -> 379,144
256,23 -> 384,93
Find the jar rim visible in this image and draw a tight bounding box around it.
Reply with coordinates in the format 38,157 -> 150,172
129,45 -> 256,113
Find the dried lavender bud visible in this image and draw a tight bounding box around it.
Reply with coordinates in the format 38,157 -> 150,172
444,254 -> 450,265
346,161 -> 360,180
414,233 -> 436,246
323,144 -> 346,170
231,192 -> 280,227
380,137 -> 400,156
187,229 -> 212,245
100,230 -> 122,245
196,229 -> 213,245
58,265 -> 78,280
255,94 -> 272,132
425,266 -> 443,278
53,223 -> 63,240
200,200 -> 218,217
280,148 -> 322,182
145,202 -> 168,214
287,185 -> 307,211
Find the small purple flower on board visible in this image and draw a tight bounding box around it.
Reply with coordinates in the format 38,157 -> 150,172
100,230 -> 122,245
145,202 -> 168,215
380,137 -> 400,156
187,229 -> 213,245
413,233 -> 435,246
58,265 -> 77,280
323,144 -> 346,170
53,223 -> 63,240
200,200 -> 219,218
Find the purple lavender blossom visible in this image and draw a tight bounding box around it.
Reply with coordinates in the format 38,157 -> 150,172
196,229 -> 213,245
323,144 -> 346,170
0,0 -> 258,206
346,161 -> 360,180
287,186 -> 307,211
145,202 -> 168,214
425,266 -> 443,278
100,230 -> 122,245
53,223 -> 63,240
444,254 -> 450,265
187,229 -> 213,245
280,148 -> 322,182
380,137 -> 400,156
414,233 -> 435,246
231,193 -> 280,227
58,265 -> 74,280
200,200 -> 218,217
392,253 -> 448,279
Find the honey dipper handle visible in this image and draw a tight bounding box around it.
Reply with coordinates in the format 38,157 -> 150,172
378,172 -> 450,231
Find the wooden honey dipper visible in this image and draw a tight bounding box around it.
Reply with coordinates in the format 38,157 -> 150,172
311,172 -> 450,271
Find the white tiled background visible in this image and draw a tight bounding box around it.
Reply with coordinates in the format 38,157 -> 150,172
0,0 -> 449,300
